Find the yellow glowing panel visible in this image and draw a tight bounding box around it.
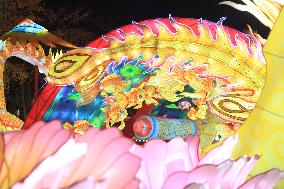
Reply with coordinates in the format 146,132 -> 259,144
233,9 -> 284,188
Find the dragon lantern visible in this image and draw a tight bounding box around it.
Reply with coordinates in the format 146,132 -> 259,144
0,16 -> 266,149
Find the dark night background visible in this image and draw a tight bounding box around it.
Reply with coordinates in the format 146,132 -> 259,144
44,0 -> 270,43
1,0 -> 270,120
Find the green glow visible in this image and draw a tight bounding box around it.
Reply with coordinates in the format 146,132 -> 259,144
185,59 -> 193,64
165,104 -> 181,109
90,112 -> 106,128
120,64 -> 142,79
68,92 -> 81,101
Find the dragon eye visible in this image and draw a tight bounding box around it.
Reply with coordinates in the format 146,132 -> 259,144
212,135 -> 222,143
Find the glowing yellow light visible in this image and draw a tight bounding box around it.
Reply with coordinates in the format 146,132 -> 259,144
129,49 -> 140,58
110,41 -> 121,48
144,32 -> 152,38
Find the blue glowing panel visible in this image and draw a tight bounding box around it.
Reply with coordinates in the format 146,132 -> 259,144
43,86 -> 104,125
10,19 -> 47,34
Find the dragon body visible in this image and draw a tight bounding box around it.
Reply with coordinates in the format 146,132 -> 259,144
0,17 -> 266,148
44,17 -> 265,146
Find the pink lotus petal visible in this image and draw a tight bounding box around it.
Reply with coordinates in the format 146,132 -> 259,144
23,121 -> 71,175
12,139 -> 87,189
130,136 -> 202,189
100,153 -> 140,189
131,140 -> 167,189
69,178 -> 98,189
184,135 -> 200,168
123,179 -> 140,189
64,128 -> 123,185
199,135 -> 238,165
69,176 -> 140,189
163,155 -> 282,189
205,157 -> 258,188
91,138 -> 134,177
13,127 -> 139,189
166,137 -> 195,174
230,156 -> 259,188
0,121 -> 71,187
3,127 -> 23,144
239,169 -> 284,189
134,134 -> 284,189
162,165 -> 217,189
4,120 -> 284,189
183,183 -> 208,189
75,126 -> 101,143
69,177 -> 109,189
31,127 -> 121,187
205,159 -> 234,188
